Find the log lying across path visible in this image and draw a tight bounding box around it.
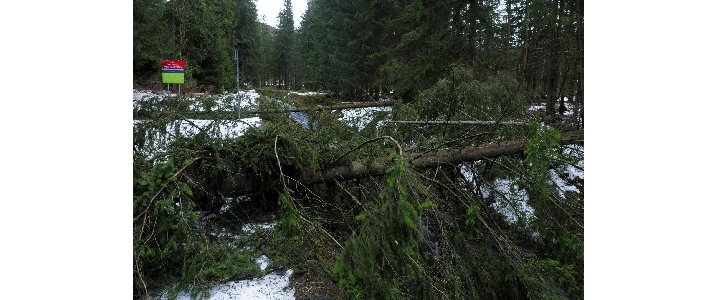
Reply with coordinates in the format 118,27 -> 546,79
388,120 -> 527,126
133,101 -> 395,120
244,101 -> 395,114
221,130 -> 583,196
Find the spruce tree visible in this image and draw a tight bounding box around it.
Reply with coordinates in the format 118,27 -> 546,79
235,0 -> 261,87
272,0 -> 296,89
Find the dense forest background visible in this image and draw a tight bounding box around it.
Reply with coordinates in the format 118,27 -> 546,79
134,0 -> 582,113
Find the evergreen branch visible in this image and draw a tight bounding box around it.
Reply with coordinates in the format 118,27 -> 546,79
333,179 -> 362,207
421,169 -> 522,260
489,146 -> 584,229
300,215 -> 344,250
134,157 -> 201,241
331,135 -> 403,166
406,253 -> 449,299
274,135 -> 288,189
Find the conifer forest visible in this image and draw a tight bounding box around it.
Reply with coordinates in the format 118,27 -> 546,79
133,0 -> 584,299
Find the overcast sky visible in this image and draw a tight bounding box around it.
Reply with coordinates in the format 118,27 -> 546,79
255,0 -> 308,29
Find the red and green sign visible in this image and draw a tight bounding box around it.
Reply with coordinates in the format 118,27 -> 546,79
161,60 -> 185,84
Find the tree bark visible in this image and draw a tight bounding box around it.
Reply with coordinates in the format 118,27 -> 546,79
221,130 -> 583,196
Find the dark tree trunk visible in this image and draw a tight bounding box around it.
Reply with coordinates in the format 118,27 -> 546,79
545,0 -> 561,116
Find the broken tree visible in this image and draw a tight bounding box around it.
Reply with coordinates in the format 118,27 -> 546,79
222,130 -> 583,196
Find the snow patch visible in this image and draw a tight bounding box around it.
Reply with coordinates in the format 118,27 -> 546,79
562,146 -> 584,180
157,270 -> 295,300
549,169 -> 580,198
565,164 -> 583,180
133,89 -> 266,158
133,89 -> 262,111
460,165 -> 534,224
172,118 -> 263,138
339,106 -> 392,130
289,91 -> 323,96
528,103 -> 546,111
256,255 -> 270,271
527,98 -> 576,116
242,222 -> 277,233
239,90 -> 262,109
134,89 -> 166,101
487,178 -> 534,224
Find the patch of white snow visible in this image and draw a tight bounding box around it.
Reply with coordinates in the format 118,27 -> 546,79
242,222 -> 277,234
488,178 -> 534,224
157,270 -> 295,300
339,106 -> 392,130
528,103 -> 546,111
549,169 -> 580,198
288,91 -> 322,96
256,255 -> 270,271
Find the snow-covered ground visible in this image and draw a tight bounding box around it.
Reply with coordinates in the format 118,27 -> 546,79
154,236 -> 294,300
266,97 -> 316,128
288,91 -> 322,96
484,178 -> 533,224
134,89 -> 262,111
155,250 -> 294,300
461,144 -> 584,227
154,209 -> 293,300
134,90 -> 265,157
156,270 -> 294,300
135,89 -> 394,136
528,97 -> 579,116
339,105 -> 392,130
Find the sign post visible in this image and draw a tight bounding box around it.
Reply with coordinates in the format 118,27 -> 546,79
161,60 -> 185,96
235,50 -> 240,119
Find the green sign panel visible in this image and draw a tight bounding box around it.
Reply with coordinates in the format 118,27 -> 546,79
162,72 -> 185,84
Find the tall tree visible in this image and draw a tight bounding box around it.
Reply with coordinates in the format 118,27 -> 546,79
272,0 -> 296,89
234,0 -> 261,87
256,18 -> 276,87
298,0 -> 351,92
133,0 -> 175,78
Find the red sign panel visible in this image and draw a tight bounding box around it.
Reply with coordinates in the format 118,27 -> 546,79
161,60 -> 185,71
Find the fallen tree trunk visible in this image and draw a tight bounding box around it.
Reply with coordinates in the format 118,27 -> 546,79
245,101 -> 395,114
388,120 -> 528,126
133,111 -> 238,120
133,102 -> 395,120
221,130 -> 583,196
